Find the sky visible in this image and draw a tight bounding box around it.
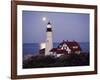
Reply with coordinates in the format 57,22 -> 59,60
22,11 -> 89,43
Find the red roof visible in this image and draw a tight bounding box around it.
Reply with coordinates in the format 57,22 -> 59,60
58,40 -> 82,51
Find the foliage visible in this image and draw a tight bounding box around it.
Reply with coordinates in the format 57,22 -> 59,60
23,53 -> 89,68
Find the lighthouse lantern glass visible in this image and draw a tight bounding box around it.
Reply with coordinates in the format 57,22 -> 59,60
47,24 -> 51,28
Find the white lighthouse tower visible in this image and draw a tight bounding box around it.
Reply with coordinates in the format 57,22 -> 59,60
45,21 -> 53,56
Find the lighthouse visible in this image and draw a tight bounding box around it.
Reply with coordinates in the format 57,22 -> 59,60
45,21 -> 53,56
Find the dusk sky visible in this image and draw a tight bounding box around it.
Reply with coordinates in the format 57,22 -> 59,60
22,11 -> 89,43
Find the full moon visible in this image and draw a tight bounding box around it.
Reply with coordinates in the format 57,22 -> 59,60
42,17 -> 46,21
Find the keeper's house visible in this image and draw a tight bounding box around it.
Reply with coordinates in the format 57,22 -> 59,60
39,40 -> 82,57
